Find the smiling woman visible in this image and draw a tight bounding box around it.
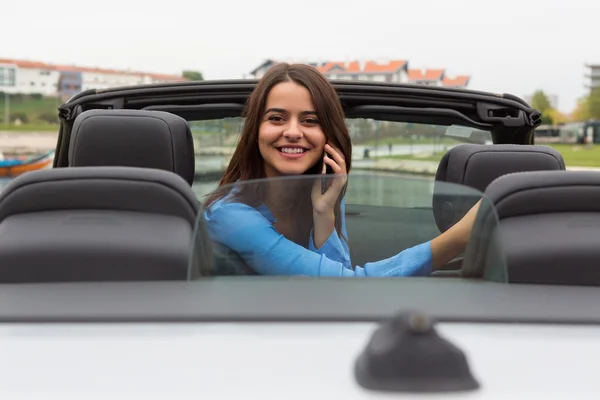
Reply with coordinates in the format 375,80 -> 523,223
201,63 -> 482,278
258,81 -> 327,177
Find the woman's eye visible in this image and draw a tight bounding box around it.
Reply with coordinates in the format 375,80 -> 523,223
268,115 -> 284,122
304,118 -> 319,125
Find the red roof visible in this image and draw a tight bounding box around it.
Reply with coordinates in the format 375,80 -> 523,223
442,75 -> 470,87
318,60 -> 407,74
0,58 -> 187,81
408,69 -> 445,81
0,58 -> 53,69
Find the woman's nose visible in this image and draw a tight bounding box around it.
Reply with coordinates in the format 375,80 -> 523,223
283,120 -> 303,139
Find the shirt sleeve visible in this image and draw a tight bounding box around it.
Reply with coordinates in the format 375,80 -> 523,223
307,199 -> 352,268
204,199 -> 433,277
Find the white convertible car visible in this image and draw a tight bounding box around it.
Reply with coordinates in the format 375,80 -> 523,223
0,79 -> 597,399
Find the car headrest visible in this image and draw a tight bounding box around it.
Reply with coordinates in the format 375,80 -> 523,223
433,144 -> 565,232
0,166 -> 199,222
0,167 -> 208,282
68,109 -> 195,185
463,170 -> 600,285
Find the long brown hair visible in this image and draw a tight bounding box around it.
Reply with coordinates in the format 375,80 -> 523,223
205,63 -> 353,246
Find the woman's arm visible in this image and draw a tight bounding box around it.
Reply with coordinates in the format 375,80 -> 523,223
430,199 -> 481,269
308,197 -> 351,267
204,199 -> 433,277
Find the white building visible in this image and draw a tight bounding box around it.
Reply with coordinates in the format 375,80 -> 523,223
585,64 -> 600,91
0,58 -> 188,96
249,59 -> 471,88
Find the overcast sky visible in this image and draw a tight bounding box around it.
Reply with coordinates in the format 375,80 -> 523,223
3,0 -> 599,112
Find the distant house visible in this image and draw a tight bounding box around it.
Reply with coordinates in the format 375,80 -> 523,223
318,60 -> 409,83
248,59 -> 470,88
441,75 -> 471,88
407,68 -> 445,86
0,62 -> 17,90
57,71 -> 83,100
0,57 -> 189,96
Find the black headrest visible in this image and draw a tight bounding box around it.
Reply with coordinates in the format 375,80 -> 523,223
463,170 -> 600,285
68,109 -> 195,185
0,167 -> 205,282
0,166 -> 199,222
433,144 -> 565,232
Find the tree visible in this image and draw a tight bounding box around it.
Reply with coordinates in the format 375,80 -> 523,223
540,110 -> 554,125
588,87 -> 600,120
530,90 -> 552,114
547,108 -> 568,124
570,96 -> 590,122
182,70 -> 204,81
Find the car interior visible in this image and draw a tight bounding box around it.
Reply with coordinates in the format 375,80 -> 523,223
0,81 -> 596,290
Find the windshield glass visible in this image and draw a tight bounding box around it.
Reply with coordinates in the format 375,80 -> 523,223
189,173 -> 505,282
189,118 -> 493,200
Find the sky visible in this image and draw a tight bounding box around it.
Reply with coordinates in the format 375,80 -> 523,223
3,0 -> 599,112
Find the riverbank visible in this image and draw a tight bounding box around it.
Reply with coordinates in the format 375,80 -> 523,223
0,131 -> 58,155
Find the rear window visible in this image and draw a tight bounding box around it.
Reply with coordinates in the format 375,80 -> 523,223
189,118 -> 493,200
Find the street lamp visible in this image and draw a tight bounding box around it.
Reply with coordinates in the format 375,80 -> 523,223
0,65 -> 17,127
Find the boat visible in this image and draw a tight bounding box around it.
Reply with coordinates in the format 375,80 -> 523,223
0,150 -> 55,178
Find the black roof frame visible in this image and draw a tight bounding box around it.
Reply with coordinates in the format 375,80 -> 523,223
52,80 -> 542,168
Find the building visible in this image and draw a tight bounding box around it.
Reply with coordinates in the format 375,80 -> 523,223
585,64 -> 600,91
0,57 -> 189,97
249,59 -> 471,88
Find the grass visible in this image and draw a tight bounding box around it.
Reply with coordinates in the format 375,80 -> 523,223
381,143 -> 600,168
547,144 -> 600,167
0,95 -> 62,128
0,123 -> 59,132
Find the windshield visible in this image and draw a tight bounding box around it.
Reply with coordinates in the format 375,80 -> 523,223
189,118 -> 493,199
189,173 -> 505,282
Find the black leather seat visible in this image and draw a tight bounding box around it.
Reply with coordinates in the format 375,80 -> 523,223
68,109 -> 195,185
67,109 -> 245,276
0,167 -> 209,282
433,144 -> 566,233
463,170 -> 600,285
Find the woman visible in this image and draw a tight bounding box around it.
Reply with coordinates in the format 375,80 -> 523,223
203,63 -> 481,277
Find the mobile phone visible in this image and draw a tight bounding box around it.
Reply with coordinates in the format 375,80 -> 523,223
321,154 -> 328,194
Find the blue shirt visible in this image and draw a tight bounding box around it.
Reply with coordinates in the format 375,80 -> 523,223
204,194 -> 433,277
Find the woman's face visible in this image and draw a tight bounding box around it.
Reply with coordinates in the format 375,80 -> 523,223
258,81 -> 327,178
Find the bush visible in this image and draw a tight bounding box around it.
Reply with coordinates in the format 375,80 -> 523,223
37,112 -> 59,124
9,111 -> 29,124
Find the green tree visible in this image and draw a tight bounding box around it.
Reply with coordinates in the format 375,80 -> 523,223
588,87 -> 600,120
182,70 -> 204,81
531,90 -> 552,114
570,96 -> 590,121
540,110 -> 554,125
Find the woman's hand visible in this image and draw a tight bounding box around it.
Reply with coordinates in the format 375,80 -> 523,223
310,143 -> 347,249
311,143 -> 348,216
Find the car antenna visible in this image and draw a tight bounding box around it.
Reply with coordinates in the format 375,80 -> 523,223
354,310 -> 480,393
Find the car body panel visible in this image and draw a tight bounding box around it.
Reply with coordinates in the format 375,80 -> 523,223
0,322 -> 598,399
